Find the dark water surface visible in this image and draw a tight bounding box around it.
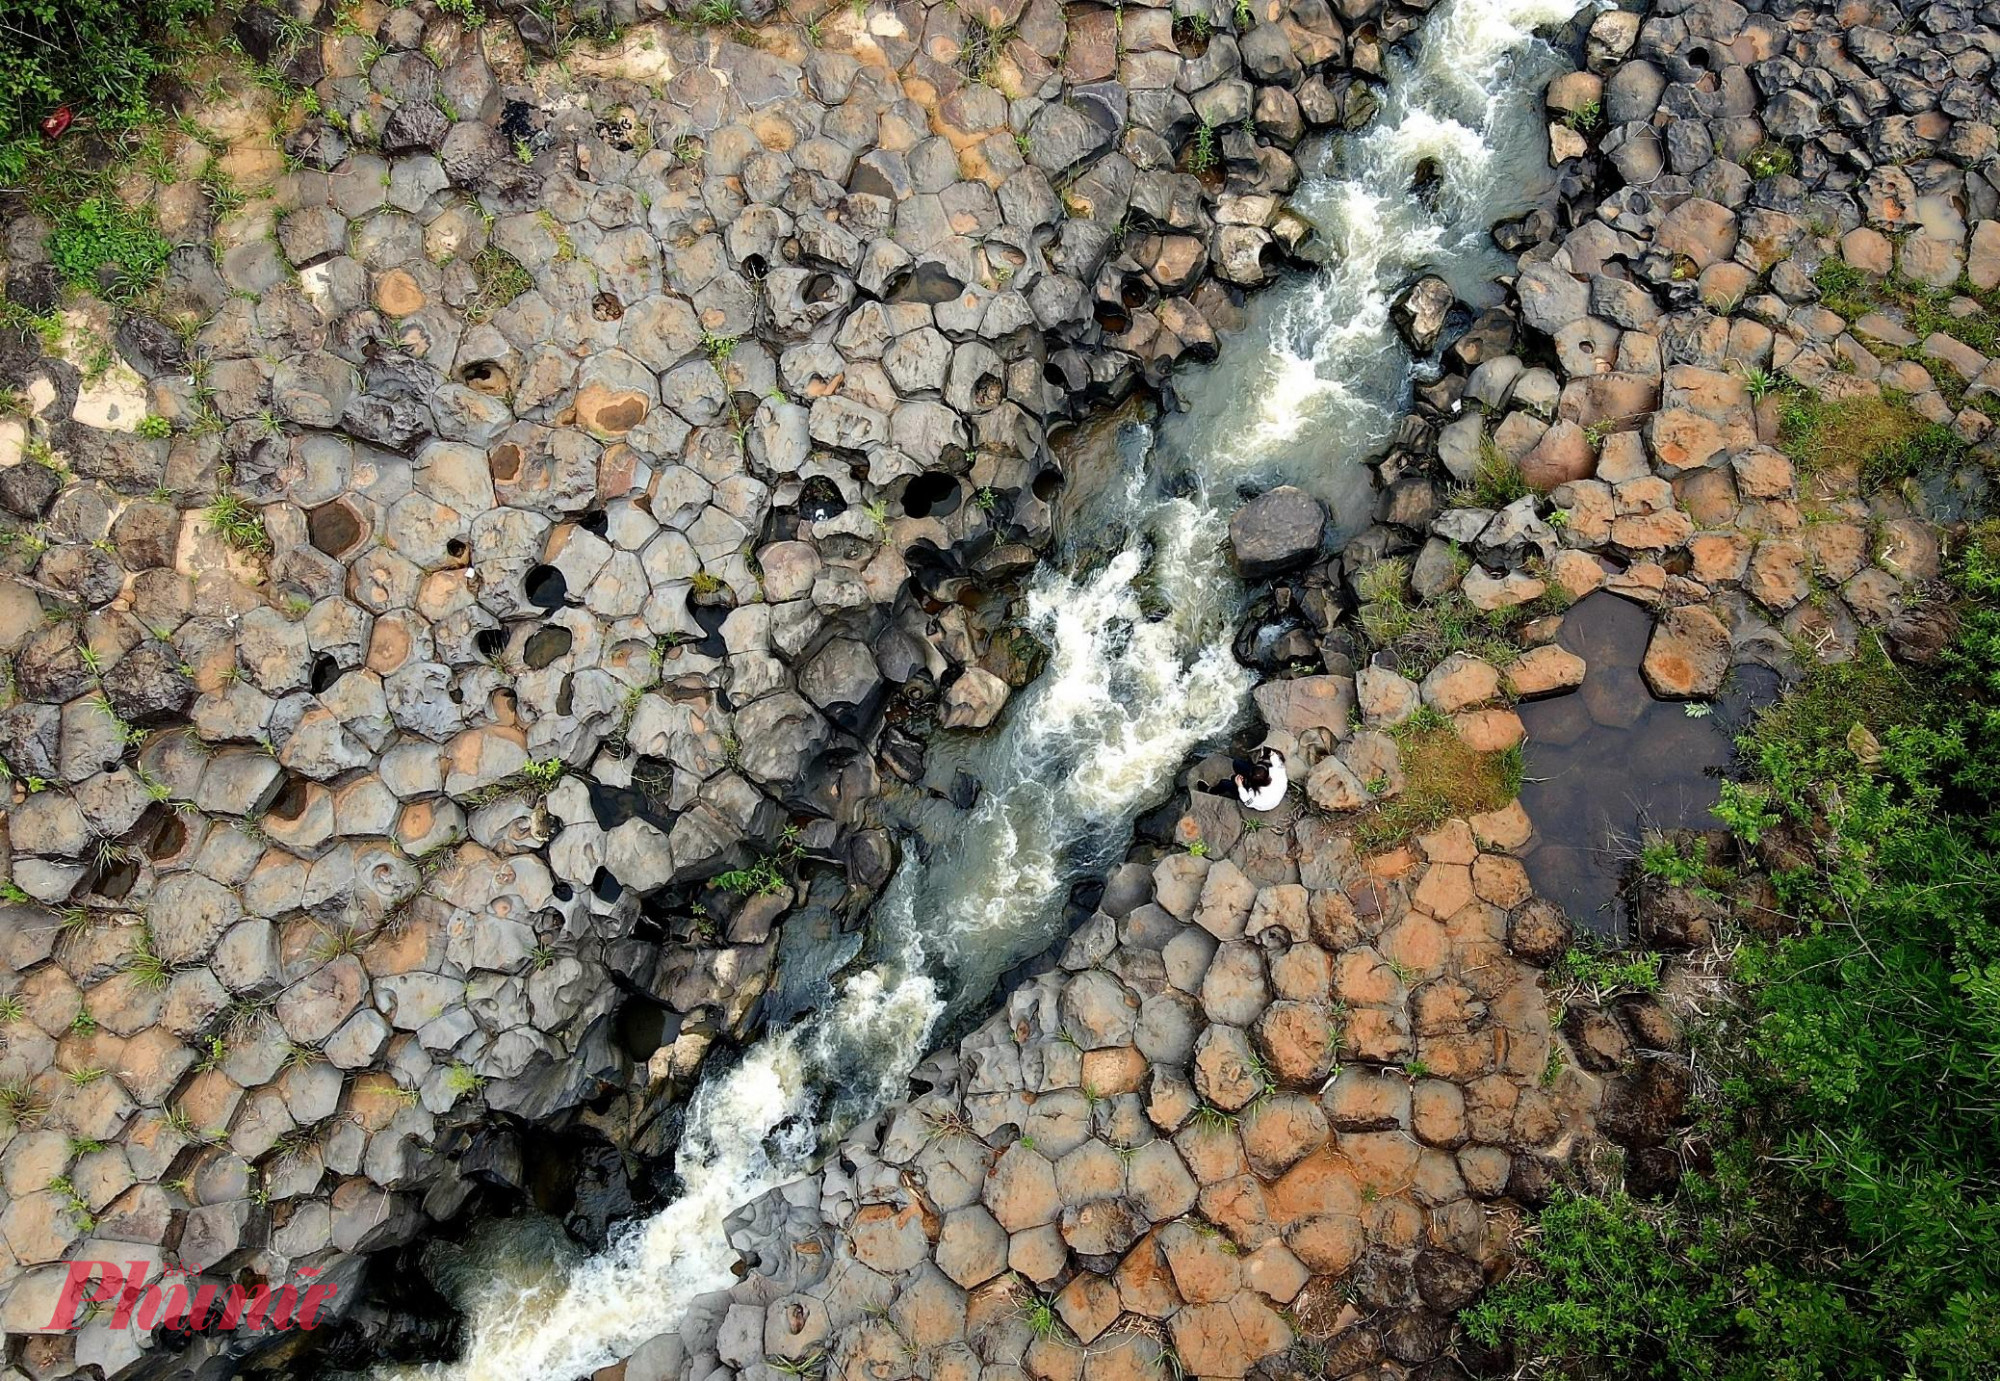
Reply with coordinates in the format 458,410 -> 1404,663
1517,593 -> 1781,937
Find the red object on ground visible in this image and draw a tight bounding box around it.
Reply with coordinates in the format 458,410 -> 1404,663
40,106 -> 73,140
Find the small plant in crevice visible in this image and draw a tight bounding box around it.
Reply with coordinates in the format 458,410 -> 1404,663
1561,98 -> 1602,132
1016,1288 -> 1064,1340
0,1081 -> 47,1129
1188,119 -> 1218,173
127,925 -> 172,990
957,14 -> 1017,84
1449,438 -> 1531,510
205,487 -> 271,555
466,246 -> 532,325
1744,141 -> 1794,180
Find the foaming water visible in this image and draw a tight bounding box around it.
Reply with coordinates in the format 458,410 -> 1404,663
875,454 -> 1256,1020
376,971 -> 940,1381
377,0 -> 1586,1374
1170,0 -> 1588,535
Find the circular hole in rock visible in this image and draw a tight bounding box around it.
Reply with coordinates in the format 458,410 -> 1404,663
590,867 -> 624,903
971,369 -> 1004,408
490,442 -> 523,482
1093,301 -> 1131,334
591,292 -> 624,321
579,510 -> 609,537
552,880 -> 573,902
523,627 -> 572,670
462,361 -> 512,397
267,775 -> 311,824
524,564 -> 568,609
1687,43 -> 1712,69
798,476 -> 847,523
1043,360 -> 1068,385
446,538 -> 468,562
1033,467 -> 1064,502
90,855 -> 137,900
474,627 -> 506,660
614,997 -> 680,1060
1121,275 -> 1154,310
743,254 -> 769,281
148,813 -> 186,862
307,501 -> 365,558
903,472 -> 961,519
686,597 -> 730,657
309,654 -> 341,693
804,272 -> 840,304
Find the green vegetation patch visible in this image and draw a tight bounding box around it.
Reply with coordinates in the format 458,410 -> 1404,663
1355,707 -> 1522,848
1354,558 -> 1568,677
1814,257 -> 2000,363
1447,443 -> 1530,510
0,0 -> 213,150
465,247 -> 533,325
1775,390 -> 1966,490
45,194 -> 173,299
1470,522 -> 2000,1381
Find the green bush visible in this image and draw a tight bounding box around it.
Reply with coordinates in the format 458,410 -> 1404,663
1463,1191 -> 1732,1377
1475,524 -> 2000,1380
0,0 -> 212,148
46,195 -> 172,297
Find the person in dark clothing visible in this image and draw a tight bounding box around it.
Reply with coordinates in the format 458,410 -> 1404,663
1234,747 -> 1288,811
1200,747 -> 1287,809
1232,753 -> 1272,789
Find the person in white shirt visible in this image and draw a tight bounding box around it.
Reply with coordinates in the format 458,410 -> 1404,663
1233,746 -> 1288,812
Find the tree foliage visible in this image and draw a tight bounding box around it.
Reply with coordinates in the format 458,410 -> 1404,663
1472,522 -> 2000,1379
0,0 -> 211,148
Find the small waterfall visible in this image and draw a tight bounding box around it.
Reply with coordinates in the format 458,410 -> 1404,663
378,0 -> 1587,1374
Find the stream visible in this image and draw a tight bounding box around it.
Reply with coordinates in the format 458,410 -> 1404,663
374,0 -> 1590,1373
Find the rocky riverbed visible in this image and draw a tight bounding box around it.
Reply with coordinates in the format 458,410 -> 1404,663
0,0 -> 1997,1373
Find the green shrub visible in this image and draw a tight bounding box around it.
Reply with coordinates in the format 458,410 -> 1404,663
0,0 -> 212,147
1476,525 -> 2000,1381
1464,1191 -> 1731,1377
46,195 -> 172,298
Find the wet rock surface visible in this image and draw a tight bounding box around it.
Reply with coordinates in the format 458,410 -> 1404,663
0,0 -> 1415,1368
0,0 -> 1991,1369
693,808 -> 1619,1381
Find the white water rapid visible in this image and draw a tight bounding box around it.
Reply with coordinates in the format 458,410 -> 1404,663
376,0 -> 1588,1374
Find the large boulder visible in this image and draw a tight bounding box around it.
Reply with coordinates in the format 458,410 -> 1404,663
1228,487 -> 1327,577
1391,275 -> 1455,353
1640,606 -> 1730,698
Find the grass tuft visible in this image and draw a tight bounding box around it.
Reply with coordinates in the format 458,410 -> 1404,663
1775,392 -> 1964,490
466,247 -> 532,325
206,489 -> 271,554
1354,709 -> 1522,849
